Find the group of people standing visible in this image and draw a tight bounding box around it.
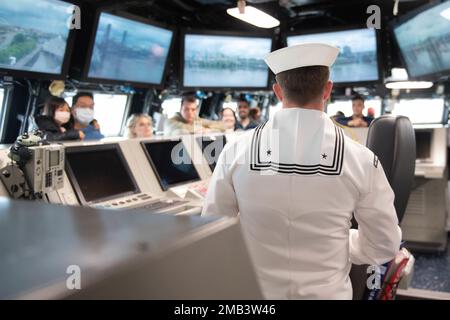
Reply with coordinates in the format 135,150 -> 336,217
35,92 -> 104,142
163,94 -> 262,136
36,91 -> 371,143
36,93 -> 264,142
213,102 -> 259,133
36,93 -> 156,141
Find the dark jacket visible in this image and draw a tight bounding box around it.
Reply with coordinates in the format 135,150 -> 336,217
236,120 -> 259,131
336,116 -> 373,127
35,115 -> 80,141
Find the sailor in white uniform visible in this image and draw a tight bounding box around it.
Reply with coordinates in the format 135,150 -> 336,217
202,43 -> 402,299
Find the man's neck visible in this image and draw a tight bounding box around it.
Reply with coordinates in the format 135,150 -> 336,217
74,121 -> 88,130
352,114 -> 363,119
282,100 -> 324,112
240,118 -> 250,126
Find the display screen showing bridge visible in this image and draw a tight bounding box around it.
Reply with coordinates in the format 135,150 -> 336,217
287,28 -> 379,84
87,12 -> 173,85
0,0 -> 72,75
394,1 -> 450,79
183,34 -> 272,88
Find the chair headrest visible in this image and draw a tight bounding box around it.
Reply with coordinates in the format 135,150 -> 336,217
366,115 -> 416,222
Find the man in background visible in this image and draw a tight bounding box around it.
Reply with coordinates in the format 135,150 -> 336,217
72,92 -> 104,140
236,98 -> 259,130
337,95 -> 373,127
164,94 -> 224,136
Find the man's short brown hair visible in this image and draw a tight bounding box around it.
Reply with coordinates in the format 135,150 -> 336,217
352,94 -> 365,103
181,94 -> 197,106
276,66 -> 330,105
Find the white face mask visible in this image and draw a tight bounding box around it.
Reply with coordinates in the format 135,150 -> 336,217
75,108 -> 95,125
54,111 -> 71,125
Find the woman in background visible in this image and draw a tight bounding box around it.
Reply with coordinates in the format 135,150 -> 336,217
126,114 -> 153,139
220,107 -> 237,132
35,96 -> 84,141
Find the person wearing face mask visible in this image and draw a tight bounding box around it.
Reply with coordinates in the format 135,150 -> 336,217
72,92 -> 104,140
35,96 -> 85,141
126,113 -> 153,139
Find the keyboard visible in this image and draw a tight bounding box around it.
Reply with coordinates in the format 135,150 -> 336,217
140,199 -> 188,212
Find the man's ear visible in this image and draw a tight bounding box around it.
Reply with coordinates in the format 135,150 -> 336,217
323,80 -> 333,101
273,83 -> 284,102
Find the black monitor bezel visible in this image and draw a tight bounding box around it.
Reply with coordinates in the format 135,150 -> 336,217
390,0 -> 450,82
0,0 -> 78,80
284,25 -> 383,87
195,134 -> 227,172
140,138 -> 201,191
82,10 -> 175,88
65,143 -> 140,205
180,28 -> 276,91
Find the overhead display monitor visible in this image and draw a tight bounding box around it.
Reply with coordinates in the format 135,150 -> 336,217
0,0 -> 74,77
393,0 -> 450,80
183,33 -> 273,89
287,28 -> 379,84
142,139 -> 200,191
196,135 -> 227,172
65,144 -> 139,204
86,12 -> 173,85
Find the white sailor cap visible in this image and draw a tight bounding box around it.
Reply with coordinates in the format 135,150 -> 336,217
265,43 -> 340,75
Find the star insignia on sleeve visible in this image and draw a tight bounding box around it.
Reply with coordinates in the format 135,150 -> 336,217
321,153 -> 327,160
266,149 -> 272,156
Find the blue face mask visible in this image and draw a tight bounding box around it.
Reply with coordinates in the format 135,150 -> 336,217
75,108 -> 95,125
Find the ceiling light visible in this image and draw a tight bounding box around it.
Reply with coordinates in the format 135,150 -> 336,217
227,6 -> 280,29
440,7 -> 450,20
385,68 -> 409,83
385,81 -> 434,90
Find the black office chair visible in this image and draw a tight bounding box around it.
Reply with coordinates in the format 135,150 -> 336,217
366,115 -> 416,222
350,115 -> 416,300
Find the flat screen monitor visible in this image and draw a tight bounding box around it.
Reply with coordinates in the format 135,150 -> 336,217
415,130 -> 432,161
393,1 -> 450,80
287,28 -> 379,84
86,12 -> 173,85
65,144 -> 139,204
142,139 -> 200,191
196,135 -> 227,172
183,33 -> 273,89
0,0 -> 74,77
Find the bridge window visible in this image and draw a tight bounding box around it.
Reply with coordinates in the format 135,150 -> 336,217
161,98 -> 182,119
391,98 -> 445,124
222,101 -> 238,112
65,93 -> 129,137
326,99 -> 382,118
